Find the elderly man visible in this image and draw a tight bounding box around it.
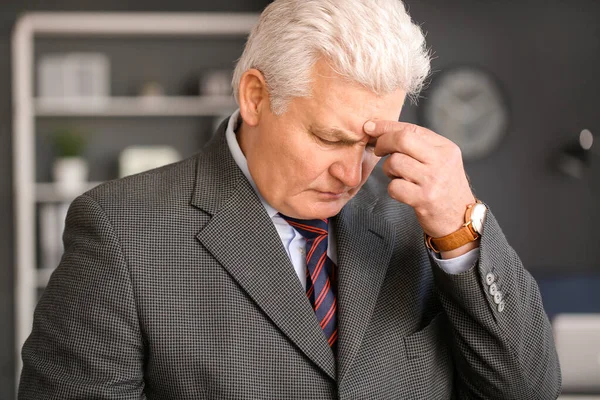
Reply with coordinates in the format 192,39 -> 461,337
19,0 -> 561,399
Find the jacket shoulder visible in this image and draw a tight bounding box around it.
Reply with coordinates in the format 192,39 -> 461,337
83,153 -> 200,210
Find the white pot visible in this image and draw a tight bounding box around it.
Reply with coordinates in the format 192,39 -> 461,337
52,157 -> 89,195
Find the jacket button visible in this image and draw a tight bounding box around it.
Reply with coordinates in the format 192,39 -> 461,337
485,272 -> 496,286
489,283 -> 498,296
494,291 -> 503,304
498,300 -> 505,312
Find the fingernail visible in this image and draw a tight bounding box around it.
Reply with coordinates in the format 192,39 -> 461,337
364,121 -> 375,132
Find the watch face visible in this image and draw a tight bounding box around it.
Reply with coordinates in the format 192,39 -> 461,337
471,203 -> 487,234
420,66 -> 510,161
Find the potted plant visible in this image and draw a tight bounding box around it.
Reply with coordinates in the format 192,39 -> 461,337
51,126 -> 88,194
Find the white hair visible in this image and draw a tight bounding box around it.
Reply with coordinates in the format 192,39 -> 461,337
232,0 -> 432,115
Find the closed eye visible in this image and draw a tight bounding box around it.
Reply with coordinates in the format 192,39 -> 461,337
317,134 -> 376,150
310,130 -> 340,146
318,137 -> 341,145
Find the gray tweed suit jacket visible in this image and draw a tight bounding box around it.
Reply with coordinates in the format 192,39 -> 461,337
19,119 -> 561,399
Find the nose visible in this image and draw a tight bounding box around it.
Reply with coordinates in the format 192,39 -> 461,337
329,147 -> 364,188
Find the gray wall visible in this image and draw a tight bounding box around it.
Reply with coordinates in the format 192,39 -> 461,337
402,0 -> 600,274
1,0 -> 599,398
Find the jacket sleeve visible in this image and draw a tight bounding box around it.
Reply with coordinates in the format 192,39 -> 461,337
19,194 -> 147,399
431,210 -> 561,400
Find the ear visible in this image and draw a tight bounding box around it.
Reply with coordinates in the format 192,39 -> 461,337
237,69 -> 269,127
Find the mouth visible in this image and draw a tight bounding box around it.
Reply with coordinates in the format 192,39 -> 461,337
314,190 -> 346,200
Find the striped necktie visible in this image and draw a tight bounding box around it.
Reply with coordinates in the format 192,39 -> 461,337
280,215 -> 338,351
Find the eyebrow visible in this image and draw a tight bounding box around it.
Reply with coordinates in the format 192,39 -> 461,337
310,125 -> 371,145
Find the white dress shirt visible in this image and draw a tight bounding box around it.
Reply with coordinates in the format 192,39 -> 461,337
224,109 -> 479,289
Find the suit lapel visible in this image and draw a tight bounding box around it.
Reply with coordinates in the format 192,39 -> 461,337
333,191 -> 395,384
192,125 -> 336,380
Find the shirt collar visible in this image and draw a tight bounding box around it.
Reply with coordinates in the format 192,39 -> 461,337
225,109 -> 279,219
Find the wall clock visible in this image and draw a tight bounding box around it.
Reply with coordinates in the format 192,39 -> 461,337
419,66 -> 510,161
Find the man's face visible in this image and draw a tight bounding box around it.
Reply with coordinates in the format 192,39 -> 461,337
239,59 -> 406,219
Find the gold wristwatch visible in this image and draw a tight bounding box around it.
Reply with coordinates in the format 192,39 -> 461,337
424,199 -> 487,253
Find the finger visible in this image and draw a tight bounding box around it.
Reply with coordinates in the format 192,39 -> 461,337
387,177 -> 421,207
382,152 -> 428,184
364,120 -> 438,142
363,120 -> 406,138
374,125 -> 435,164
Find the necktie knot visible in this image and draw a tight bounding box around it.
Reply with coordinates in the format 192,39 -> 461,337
279,214 -> 329,240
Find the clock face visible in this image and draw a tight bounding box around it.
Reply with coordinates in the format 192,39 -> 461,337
420,67 -> 509,161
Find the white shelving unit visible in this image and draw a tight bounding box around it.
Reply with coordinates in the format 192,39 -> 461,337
35,95 -> 238,117
12,12 -> 258,390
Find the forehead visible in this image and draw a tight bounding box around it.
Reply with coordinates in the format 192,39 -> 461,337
295,59 -> 406,136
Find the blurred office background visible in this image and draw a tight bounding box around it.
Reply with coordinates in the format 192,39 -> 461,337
1,0 -> 599,398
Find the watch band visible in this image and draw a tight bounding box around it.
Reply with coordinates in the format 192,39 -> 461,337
424,201 -> 481,253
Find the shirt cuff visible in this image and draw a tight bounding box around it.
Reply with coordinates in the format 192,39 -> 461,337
429,247 -> 480,275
